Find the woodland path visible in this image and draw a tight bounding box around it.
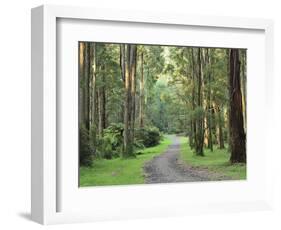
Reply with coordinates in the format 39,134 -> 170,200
144,135 -> 212,184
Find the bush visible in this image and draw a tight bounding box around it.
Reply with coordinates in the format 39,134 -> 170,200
133,138 -> 145,155
135,126 -> 161,147
99,123 -> 124,159
100,135 -> 115,159
86,123 -> 161,159
79,126 -> 94,166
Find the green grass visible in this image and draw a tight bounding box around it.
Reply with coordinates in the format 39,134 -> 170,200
179,137 -> 246,180
79,136 -> 172,186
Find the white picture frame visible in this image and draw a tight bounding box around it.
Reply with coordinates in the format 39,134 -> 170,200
31,4 -> 274,225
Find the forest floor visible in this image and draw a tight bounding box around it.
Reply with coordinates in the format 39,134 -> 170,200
79,136 -> 172,186
144,135 -> 246,183
80,135 -> 246,187
179,136 -> 246,181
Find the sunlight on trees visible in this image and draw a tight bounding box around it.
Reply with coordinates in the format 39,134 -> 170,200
79,42 -> 247,166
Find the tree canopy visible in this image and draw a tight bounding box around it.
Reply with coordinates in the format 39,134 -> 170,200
79,42 -> 247,166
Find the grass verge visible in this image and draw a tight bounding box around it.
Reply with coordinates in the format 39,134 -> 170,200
79,136 -> 172,186
179,137 -> 246,180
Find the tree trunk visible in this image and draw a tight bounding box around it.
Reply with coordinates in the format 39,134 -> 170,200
98,65 -> 106,136
217,105 -> 225,149
196,48 -> 204,156
119,45 -> 126,123
207,49 -> 213,151
83,43 -> 90,130
120,45 -> 126,82
189,120 -> 194,148
139,51 -> 145,128
90,43 -> 97,128
213,102 -> 225,149
229,49 -> 246,163
123,45 -> 130,157
207,98 -> 213,151
79,42 -> 85,126
122,44 -> 137,158
130,45 -> 137,145
240,50 -> 247,132
204,116 -> 209,147
190,48 -> 197,150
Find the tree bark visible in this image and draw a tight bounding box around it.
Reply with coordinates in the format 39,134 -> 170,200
90,43 -> 97,128
196,48 -> 204,156
97,46 -> 106,136
240,50 -> 247,132
207,49 -> 213,151
83,43 -> 90,130
79,42 -> 85,126
119,45 -> 126,123
217,105 -> 225,149
98,64 -> 106,136
130,45 -> 137,145
189,48 -> 197,149
120,45 -> 126,82
139,51 -> 145,128
123,45 -> 130,157
122,44 -> 137,158
229,49 -> 246,163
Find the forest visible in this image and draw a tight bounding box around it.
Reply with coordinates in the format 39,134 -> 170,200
79,42 -> 247,186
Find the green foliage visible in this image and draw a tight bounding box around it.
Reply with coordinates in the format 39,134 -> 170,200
79,43 -> 246,182
98,123 -> 124,159
146,79 -> 189,134
79,136 -> 172,186
99,135 -> 115,159
104,123 -> 124,149
191,106 -> 205,120
92,123 -> 161,159
79,125 -> 94,167
135,126 -> 162,147
95,43 -> 124,126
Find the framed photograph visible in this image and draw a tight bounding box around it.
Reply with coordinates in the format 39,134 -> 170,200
31,5 -> 274,225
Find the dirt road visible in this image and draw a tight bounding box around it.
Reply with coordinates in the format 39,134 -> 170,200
144,135 -> 212,184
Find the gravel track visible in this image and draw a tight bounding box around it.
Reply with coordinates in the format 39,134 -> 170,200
144,135 -> 215,184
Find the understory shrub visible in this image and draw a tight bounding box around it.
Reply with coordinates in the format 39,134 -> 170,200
82,123 -> 162,160
98,123 -> 124,159
133,138 -> 145,155
135,126 -> 161,147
